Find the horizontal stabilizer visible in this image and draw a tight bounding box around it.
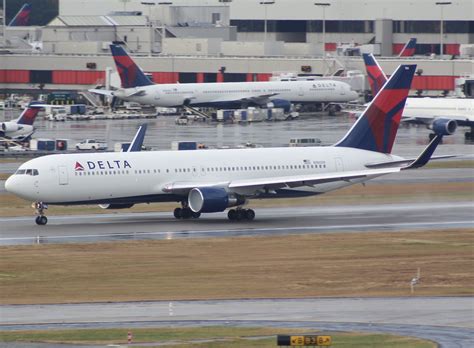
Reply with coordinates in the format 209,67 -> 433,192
89,89 -> 114,96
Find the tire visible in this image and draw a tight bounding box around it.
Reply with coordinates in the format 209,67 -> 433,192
245,209 -> 255,221
173,207 -> 182,219
36,216 -> 47,225
181,208 -> 192,219
192,212 -> 201,219
92,146 -> 96,150
235,209 -> 244,221
227,209 -> 236,221
76,146 -> 80,150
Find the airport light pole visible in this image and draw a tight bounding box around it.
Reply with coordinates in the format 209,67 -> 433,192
314,2 -> 331,59
435,1 -> 451,56
158,1 -> 172,53
259,1 -> 275,43
141,1 -> 155,56
3,0 -> 6,47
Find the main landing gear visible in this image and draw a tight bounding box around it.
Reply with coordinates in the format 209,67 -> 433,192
227,208 -> 255,221
33,202 -> 48,225
173,202 -> 201,219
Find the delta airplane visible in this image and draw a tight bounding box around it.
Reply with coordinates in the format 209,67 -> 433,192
90,45 -> 358,111
363,53 -> 474,139
8,3 -> 32,26
1,102 -> 43,141
6,64 -> 456,225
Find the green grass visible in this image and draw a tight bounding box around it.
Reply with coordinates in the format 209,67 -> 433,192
0,328 -> 436,348
425,160 -> 474,169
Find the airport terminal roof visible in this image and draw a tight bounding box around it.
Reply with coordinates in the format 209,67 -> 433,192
47,15 -> 147,27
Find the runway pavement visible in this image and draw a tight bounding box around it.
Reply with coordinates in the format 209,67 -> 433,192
1,201 -> 472,245
1,297 -> 473,347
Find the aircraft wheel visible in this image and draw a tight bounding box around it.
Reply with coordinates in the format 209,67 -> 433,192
245,209 -> 255,221
173,207 -> 182,219
181,208 -> 192,219
192,211 -> 201,219
465,131 -> 473,140
36,216 -> 47,225
227,209 -> 236,221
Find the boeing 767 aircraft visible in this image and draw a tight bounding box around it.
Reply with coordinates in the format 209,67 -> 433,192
6,64 -> 456,225
90,45 -> 358,110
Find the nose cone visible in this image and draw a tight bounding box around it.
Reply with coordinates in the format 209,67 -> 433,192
5,175 -> 17,194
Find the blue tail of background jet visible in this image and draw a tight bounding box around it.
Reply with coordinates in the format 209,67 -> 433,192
398,38 -> 417,57
362,53 -> 388,97
8,3 -> 32,26
110,45 -> 154,89
335,64 -> 416,154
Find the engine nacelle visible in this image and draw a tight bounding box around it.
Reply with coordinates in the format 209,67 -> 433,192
267,99 -> 292,112
99,203 -> 135,209
431,118 -> 457,136
188,187 -> 245,213
1,122 -> 20,132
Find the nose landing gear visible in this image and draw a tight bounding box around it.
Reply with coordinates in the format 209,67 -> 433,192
33,202 -> 48,225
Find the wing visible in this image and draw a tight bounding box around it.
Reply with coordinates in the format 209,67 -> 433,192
161,167 -> 401,196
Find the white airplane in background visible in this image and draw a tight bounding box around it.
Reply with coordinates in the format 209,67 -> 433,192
7,64 -> 456,225
90,45 -> 358,111
1,102 -> 44,141
363,53 -> 474,140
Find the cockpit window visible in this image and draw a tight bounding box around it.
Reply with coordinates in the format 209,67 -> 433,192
15,169 -> 39,176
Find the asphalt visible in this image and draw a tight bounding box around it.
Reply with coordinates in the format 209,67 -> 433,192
1,297 -> 473,347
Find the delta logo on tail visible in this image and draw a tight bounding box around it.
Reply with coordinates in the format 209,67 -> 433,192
110,45 -> 153,89
362,54 -> 387,98
8,3 -> 32,26
75,162 -> 84,171
336,65 -> 416,154
398,38 -> 417,57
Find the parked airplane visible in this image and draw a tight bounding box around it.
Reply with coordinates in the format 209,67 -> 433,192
398,38 -> 417,57
90,45 -> 358,111
6,64 -> 456,226
8,3 -> 32,26
363,53 -> 474,139
0,102 -> 44,141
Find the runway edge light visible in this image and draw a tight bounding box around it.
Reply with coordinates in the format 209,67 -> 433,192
277,335 -> 332,346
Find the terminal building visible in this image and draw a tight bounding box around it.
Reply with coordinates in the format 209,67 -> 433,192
1,0 -> 473,95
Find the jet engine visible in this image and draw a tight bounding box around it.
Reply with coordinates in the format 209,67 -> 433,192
1,123 -> 20,132
266,99 -> 292,112
188,187 -> 245,213
431,118 -> 457,136
98,203 -> 135,209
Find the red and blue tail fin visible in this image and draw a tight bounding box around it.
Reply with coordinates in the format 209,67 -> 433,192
8,3 -> 31,26
398,38 -> 417,57
16,101 -> 43,125
110,45 -> 154,89
362,53 -> 387,97
335,64 -> 416,154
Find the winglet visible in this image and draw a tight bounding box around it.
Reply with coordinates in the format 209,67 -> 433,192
403,135 -> 443,169
127,124 -> 148,152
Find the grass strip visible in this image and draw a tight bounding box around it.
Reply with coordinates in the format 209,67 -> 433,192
0,229 -> 472,304
0,327 -> 436,347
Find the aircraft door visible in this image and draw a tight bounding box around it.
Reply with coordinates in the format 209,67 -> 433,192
58,166 -> 69,185
334,157 -> 344,172
298,86 -> 305,97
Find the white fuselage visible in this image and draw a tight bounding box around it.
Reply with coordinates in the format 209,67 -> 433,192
116,80 -> 359,107
403,98 -> 474,123
6,146 -> 398,205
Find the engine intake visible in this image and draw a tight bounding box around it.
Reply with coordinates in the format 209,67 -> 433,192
99,203 -> 135,209
431,118 -> 457,136
1,123 -> 20,132
188,187 -> 245,213
267,99 -> 292,112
